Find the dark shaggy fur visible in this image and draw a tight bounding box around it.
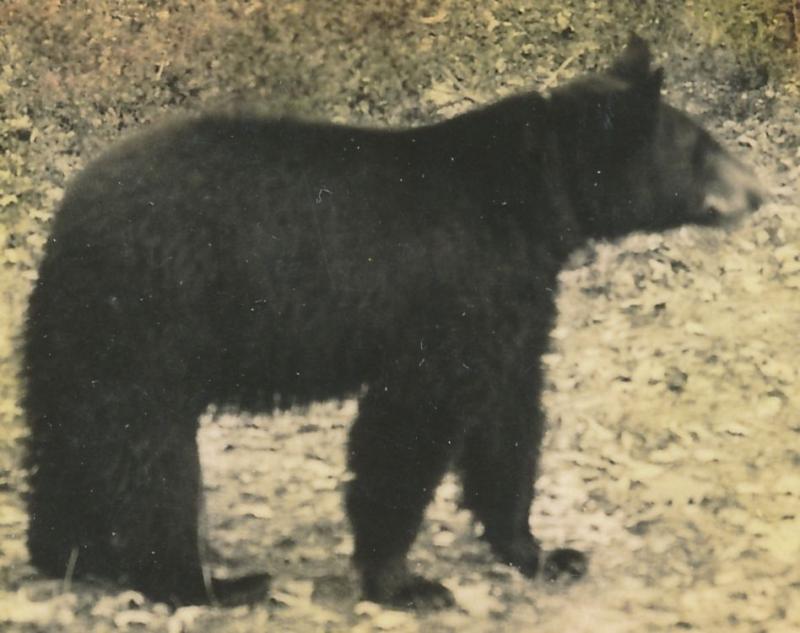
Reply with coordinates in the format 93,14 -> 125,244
23,36 -> 761,608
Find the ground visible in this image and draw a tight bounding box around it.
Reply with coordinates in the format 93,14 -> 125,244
0,1 -> 798,632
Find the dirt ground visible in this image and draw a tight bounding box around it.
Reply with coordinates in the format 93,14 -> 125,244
0,2 -> 798,632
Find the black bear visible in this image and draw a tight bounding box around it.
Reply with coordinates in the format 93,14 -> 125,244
23,36 -> 762,608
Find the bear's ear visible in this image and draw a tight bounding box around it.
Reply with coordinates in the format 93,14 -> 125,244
610,33 -> 664,97
610,34 -> 653,79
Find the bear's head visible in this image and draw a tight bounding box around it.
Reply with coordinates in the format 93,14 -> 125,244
548,34 -> 764,240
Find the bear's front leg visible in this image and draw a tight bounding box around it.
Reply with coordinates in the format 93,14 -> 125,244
345,384 -> 460,609
457,381 -> 587,582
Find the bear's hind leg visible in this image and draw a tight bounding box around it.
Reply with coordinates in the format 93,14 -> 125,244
106,407 -> 269,606
346,386 -> 458,609
27,377 -> 268,607
111,426 -> 210,604
27,433 -> 115,581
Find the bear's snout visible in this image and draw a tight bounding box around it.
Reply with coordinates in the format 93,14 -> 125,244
703,151 -> 765,225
